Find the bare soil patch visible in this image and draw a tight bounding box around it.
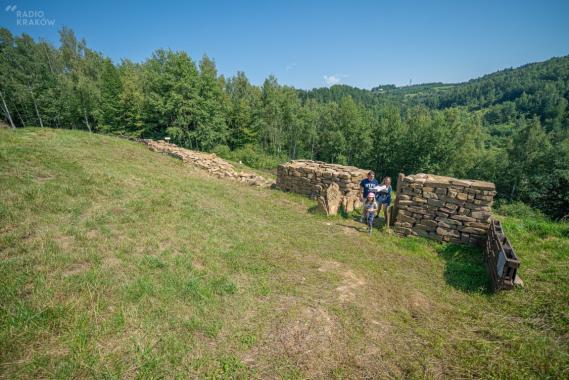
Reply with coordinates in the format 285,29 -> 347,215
335,269 -> 367,302
62,262 -> 90,277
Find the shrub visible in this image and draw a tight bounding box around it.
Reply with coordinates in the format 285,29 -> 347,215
234,144 -> 285,170
212,144 -> 286,170
212,144 -> 231,158
495,201 -> 545,220
495,201 -> 569,239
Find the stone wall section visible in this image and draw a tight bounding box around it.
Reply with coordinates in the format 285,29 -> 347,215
394,173 -> 496,245
276,160 -> 368,212
142,139 -> 273,187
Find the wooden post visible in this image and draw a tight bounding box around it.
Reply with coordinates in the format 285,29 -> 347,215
392,173 -> 405,221
386,205 -> 392,228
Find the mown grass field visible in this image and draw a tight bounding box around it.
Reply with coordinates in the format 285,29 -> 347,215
1,128 -> 568,379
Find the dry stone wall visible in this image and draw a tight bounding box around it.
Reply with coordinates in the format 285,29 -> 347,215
394,173 -> 496,245
144,140 -> 499,247
142,139 -> 274,187
276,160 -> 369,213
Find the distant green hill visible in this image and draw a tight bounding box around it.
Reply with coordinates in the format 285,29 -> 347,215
1,128 -> 567,378
303,55 -> 569,120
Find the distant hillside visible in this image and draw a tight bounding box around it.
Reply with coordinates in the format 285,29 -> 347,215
302,56 -> 569,123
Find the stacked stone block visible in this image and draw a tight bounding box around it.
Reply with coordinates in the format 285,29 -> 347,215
143,139 -> 273,187
394,173 -> 496,245
276,160 -> 368,212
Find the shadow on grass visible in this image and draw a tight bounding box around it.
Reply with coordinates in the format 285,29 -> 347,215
307,204 -> 321,215
351,213 -> 390,229
336,223 -> 366,233
438,244 -> 492,294
307,204 -> 353,219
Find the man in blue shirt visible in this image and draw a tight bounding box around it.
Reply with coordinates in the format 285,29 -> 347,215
360,171 -> 379,223
360,170 -> 379,201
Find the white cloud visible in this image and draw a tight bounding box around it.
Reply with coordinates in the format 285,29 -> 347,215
323,74 -> 341,86
285,62 -> 297,71
324,73 -> 350,86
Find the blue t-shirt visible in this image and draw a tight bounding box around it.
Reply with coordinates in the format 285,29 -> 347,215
360,178 -> 379,198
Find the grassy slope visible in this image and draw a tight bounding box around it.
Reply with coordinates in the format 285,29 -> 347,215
0,129 -> 567,379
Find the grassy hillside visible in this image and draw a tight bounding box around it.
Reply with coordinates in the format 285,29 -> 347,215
1,129 -> 568,379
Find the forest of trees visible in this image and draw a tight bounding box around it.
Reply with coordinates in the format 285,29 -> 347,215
1,28 -> 568,219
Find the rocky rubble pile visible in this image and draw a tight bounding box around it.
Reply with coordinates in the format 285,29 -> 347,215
142,139 -> 274,187
276,160 -> 369,213
394,173 -> 496,245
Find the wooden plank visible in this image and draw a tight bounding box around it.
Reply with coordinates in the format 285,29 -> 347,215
484,219 -> 521,292
393,173 -> 405,220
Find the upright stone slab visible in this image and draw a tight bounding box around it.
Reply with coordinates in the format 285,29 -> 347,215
316,182 -> 343,216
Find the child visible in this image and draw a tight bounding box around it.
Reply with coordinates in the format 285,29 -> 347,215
363,192 -> 379,229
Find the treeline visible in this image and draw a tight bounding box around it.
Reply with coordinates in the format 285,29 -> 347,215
1,28 -> 568,219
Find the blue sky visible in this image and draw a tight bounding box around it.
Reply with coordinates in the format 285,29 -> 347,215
1,0 -> 568,89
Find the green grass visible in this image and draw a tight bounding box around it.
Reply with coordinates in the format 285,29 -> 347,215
1,128 -> 568,379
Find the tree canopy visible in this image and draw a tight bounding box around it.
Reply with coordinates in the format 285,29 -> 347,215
1,28 -> 568,219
